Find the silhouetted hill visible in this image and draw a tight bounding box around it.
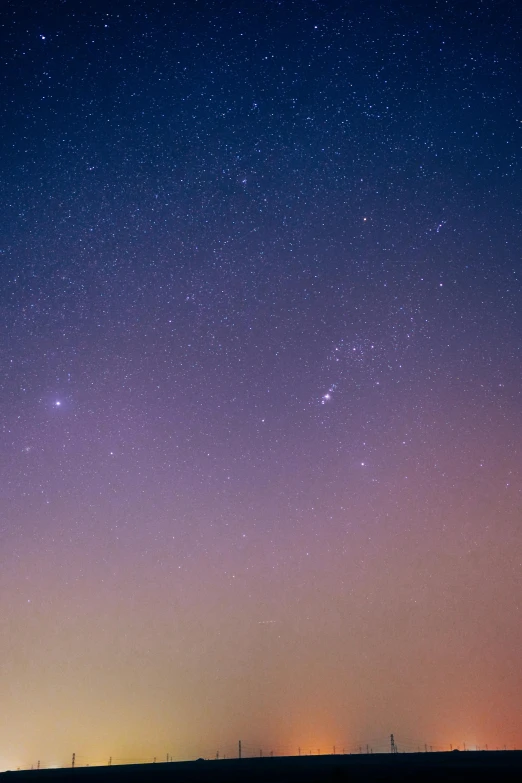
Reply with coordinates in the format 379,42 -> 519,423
2,751 -> 522,783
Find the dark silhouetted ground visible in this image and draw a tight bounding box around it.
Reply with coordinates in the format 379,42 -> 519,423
2,751 -> 522,782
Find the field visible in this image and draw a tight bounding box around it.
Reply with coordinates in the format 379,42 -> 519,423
2,751 -> 522,783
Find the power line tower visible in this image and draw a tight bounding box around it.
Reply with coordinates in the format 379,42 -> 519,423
390,735 -> 397,754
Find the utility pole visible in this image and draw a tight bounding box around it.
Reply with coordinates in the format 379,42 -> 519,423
260,750 -> 262,758
366,745 -> 369,754
216,751 -> 219,760
333,746 -> 336,755
238,740 -> 242,759
37,761 -> 40,770
298,747 -> 301,756
72,753 -> 75,769
109,757 -> 112,766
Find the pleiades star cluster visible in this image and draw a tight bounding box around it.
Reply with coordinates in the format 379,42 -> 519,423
1,0 -> 521,770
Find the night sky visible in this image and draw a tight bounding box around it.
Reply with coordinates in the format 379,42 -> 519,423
1,0 -> 521,769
